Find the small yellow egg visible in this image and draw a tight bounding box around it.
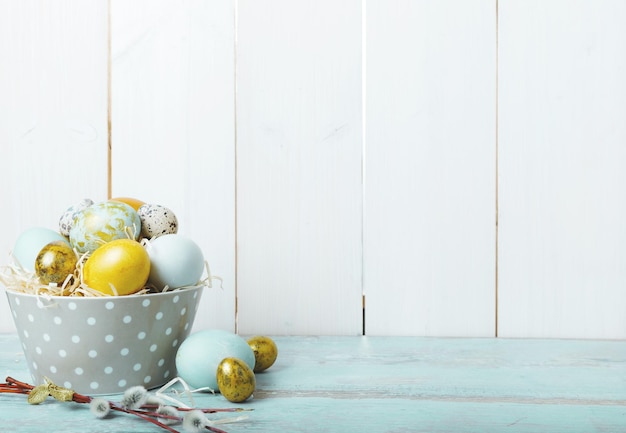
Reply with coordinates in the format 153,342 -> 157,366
247,336 -> 278,372
216,357 -> 256,403
34,241 -> 78,284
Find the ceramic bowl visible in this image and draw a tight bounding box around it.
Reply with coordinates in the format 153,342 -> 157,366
5,286 -> 203,394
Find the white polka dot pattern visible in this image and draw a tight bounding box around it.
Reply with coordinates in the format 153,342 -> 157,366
6,286 -> 203,395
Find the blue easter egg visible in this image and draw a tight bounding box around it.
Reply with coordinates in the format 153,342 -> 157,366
175,329 -> 256,390
146,234 -> 204,290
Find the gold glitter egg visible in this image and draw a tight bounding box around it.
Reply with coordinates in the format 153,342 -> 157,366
216,357 -> 256,403
247,336 -> 278,372
34,240 -> 78,285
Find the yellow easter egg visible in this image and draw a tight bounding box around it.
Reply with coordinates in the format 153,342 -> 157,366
83,239 -> 150,296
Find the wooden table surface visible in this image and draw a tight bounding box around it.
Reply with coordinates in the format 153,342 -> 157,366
1,334 -> 625,432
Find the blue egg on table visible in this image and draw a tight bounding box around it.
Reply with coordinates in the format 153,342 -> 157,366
175,329 -> 256,390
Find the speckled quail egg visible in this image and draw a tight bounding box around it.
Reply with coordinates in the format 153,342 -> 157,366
137,204 -> 178,239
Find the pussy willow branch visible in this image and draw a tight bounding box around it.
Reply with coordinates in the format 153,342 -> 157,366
2,377 -> 233,433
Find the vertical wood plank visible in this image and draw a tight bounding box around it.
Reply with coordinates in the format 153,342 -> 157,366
110,0 -> 237,332
0,0 -> 109,332
236,0 -> 363,335
364,0 -> 497,336
498,0 -> 626,338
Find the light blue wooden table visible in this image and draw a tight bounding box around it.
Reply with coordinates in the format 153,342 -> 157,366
1,334 -> 625,432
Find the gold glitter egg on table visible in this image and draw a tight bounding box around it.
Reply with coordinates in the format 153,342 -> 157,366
217,357 -> 256,403
83,238 -> 150,296
247,336 -> 278,372
34,240 -> 78,285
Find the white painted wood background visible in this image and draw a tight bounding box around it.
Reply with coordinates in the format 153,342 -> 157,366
1,0 -> 625,338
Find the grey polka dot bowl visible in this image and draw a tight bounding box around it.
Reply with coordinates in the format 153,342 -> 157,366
5,286 -> 203,395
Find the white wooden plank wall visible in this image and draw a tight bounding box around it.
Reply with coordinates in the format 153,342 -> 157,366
109,0 -> 237,332
235,0 -> 363,335
497,0 -> 626,338
364,0 -> 496,336
0,0 -> 109,327
1,0 -> 625,339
